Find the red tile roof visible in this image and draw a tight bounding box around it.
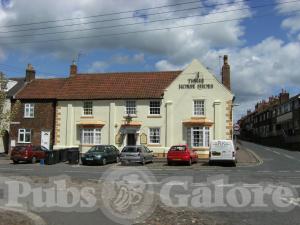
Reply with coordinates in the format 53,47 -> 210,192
57,71 -> 181,100
15,71 -> 181,100
16,78 -> 66,99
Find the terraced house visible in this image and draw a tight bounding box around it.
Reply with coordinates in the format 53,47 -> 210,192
10,57 -> 234,159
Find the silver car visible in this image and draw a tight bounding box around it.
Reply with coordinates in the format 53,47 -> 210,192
120,145 -> 153,165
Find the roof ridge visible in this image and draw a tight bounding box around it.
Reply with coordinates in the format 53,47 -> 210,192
76,70 -> 182,76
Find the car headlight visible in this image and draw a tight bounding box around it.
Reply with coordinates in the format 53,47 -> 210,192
95,155 -> 101,159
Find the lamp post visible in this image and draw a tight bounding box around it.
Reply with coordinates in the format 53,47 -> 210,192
232,104 -> 240,144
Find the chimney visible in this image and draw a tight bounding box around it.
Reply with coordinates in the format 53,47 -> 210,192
25,64 -> 35,82
221,55 -> 231,90
279,89 -> 289,104
70,60 -> 77,77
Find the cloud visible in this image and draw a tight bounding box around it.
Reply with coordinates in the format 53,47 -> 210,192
276,0 -> 300,35
88,61 -> 109,72
0,0 -> 251,60
156,36 -> 300,120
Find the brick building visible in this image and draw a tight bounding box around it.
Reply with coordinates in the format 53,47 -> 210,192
10,66 -> 65,150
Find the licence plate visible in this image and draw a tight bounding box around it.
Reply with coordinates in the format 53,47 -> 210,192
173,158 -> 181,161
212,152 -> 221,156
86,158 -> 93,161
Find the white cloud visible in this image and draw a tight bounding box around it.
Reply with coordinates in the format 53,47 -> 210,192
276,0 -> 300,34
155,60 -> 182,71
0,0 -> 251,60
88,61 -> 109,72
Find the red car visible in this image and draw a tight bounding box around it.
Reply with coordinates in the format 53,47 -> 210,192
167,145 -> 198,166
10,145 -> 48,164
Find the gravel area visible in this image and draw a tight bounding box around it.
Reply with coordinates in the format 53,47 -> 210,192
137,206 -> 220,225
0,209 -> 37,225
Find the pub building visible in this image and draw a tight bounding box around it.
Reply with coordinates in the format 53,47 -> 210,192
54,56 -> 234,158
11,56 -> 234,159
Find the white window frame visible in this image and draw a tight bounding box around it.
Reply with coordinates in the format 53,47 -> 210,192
83,101 -> 93,116
191,127 -> 210,148
193,100 -> 205,116
81,128 -> 101,145
149,100 -> 161,115
149,127 -> 160,144
24,103 -> 34,118
125,100 -> 136,115
18,129 -> 31,143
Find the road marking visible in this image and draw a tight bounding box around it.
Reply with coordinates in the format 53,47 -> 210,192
283,154 -> 295,160
257,171 -> 271,173
0,168 -> 33,171
64,170 -> 103,174
296,171 -> 300,173
279,171 -> 289,173
273,151 -> 281,155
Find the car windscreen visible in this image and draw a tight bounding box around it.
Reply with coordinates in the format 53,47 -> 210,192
170,146 -> 186,151
13,146 -> 26,151
88,146 -> 105,152
122,147 -> 139,153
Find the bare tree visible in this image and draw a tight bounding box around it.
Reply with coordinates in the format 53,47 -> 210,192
0,72 -> 20,137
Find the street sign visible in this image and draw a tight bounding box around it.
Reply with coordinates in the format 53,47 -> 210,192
234,124 -> 240,131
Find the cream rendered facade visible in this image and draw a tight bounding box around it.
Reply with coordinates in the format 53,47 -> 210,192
54,60 -> 234,157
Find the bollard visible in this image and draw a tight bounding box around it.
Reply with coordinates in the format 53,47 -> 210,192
40,159 -> 45,165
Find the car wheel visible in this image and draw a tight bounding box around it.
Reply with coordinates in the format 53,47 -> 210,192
141,158 -> 146,166
116,156 -> 120,163
208,160 -> 213,166
13,160 -> 18,164
31,157 -> 37,164
232,161 -> 237,167
167,160 -> 172,166
188,158 -> 192,166
102,158 -> 107,166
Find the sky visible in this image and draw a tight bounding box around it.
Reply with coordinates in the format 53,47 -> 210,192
0,0 -> 300,120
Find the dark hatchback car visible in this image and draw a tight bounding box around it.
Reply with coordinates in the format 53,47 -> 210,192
10,145 -> 49,164
81,145 -> 120,165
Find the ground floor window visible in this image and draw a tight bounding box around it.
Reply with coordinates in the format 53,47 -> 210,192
81,128 -> 101,145
187,127 -> 210,148
18,129 -> 31,143
149,127 -> 160,144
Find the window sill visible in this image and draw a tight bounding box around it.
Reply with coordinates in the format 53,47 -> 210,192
18,142 -> 31,144
81,115 -> 94,119
147,144 -> 161,147
191,116 -> 205,119
24,117 -> 34,119
147,115 -> 162,118
123,115 -> 137,118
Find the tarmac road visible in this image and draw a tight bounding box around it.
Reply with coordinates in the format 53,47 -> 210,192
0,141 -> 299,225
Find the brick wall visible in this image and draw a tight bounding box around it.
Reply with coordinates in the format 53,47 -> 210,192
10,100 -> 56,147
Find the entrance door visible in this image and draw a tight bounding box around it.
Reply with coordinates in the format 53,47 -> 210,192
127,133 -> 136,146
41,131 -> 51,150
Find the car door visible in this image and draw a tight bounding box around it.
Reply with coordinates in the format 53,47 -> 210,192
33,146 -> 41,159
105,146 -> 114,162
144,146 -> 152,162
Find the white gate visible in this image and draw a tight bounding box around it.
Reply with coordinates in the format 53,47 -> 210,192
41,131 -> 51,150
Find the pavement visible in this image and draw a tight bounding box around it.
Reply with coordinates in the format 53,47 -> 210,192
0,141 -> 298,225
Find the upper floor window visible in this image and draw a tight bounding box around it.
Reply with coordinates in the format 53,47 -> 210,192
18,128 -> 31,143
24,103 -> 34,118
194,100 -> 205,116
83,101 -> 93,116
125,100 -> 136,115
149,101 -> 161,115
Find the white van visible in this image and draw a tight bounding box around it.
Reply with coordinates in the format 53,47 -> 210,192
209,140 -> 236,166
